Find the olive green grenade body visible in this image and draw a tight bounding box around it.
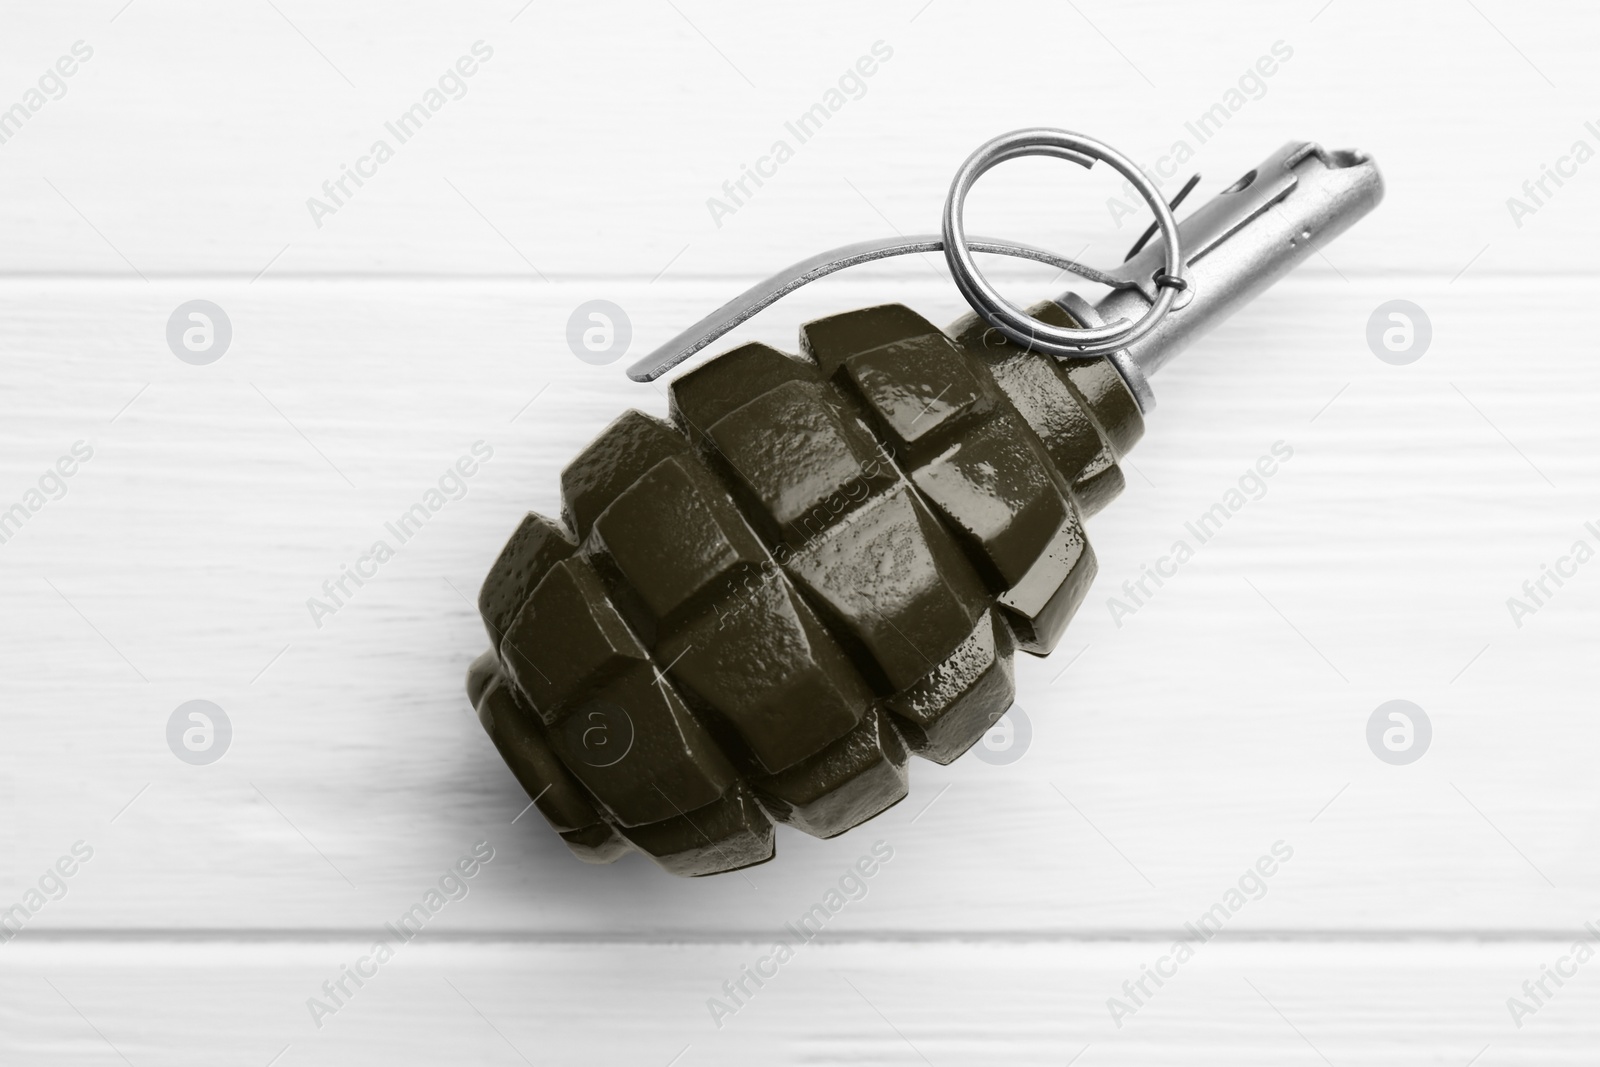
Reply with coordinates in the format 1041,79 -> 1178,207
465,136 -> 1385,876
467,300 -> 1142,876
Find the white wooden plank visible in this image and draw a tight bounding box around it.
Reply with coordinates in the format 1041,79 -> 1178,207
2,275 -> 1596,935
0,1 -> 1594,277
2,940 -> 1596,1065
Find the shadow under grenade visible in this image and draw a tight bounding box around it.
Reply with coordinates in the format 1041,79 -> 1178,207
465,131 -> 1384,876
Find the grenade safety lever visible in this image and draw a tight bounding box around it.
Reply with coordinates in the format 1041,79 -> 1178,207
469,130 -> 1383,876
627,133 -> 1383,412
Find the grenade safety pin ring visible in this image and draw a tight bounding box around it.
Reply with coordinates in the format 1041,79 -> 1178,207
628,127 -> 1184,385
941,128 -> 1183,359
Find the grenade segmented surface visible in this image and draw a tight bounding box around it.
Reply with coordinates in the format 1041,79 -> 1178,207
469,301 -> 1143,875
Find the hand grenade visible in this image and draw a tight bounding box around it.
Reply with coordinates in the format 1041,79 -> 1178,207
467,132 -> 1383,876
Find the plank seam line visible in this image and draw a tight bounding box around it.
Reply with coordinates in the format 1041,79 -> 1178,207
0,271 -> 1581,284
7,929 -> 1592,945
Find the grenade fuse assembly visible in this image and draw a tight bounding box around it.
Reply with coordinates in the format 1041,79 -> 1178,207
466,131 -> 1383,876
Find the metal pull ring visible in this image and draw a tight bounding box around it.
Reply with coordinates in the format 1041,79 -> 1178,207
627,128 -> 1183,381
941,128 -> 1184,359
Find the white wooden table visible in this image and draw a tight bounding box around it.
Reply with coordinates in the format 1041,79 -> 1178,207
3,1 -> 1598,1062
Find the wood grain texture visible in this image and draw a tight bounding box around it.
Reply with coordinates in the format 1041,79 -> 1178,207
0,0 -> 1594,279
3,274 -> 1597,939
4,941 -> 1598,1065
3,0 -> 1597,1062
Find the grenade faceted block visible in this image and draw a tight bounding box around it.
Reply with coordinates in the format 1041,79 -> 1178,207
657,574 -> 870,775
887,610 -> 1016,764
751,707 -> 910,837
472,302 -> 1141,876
